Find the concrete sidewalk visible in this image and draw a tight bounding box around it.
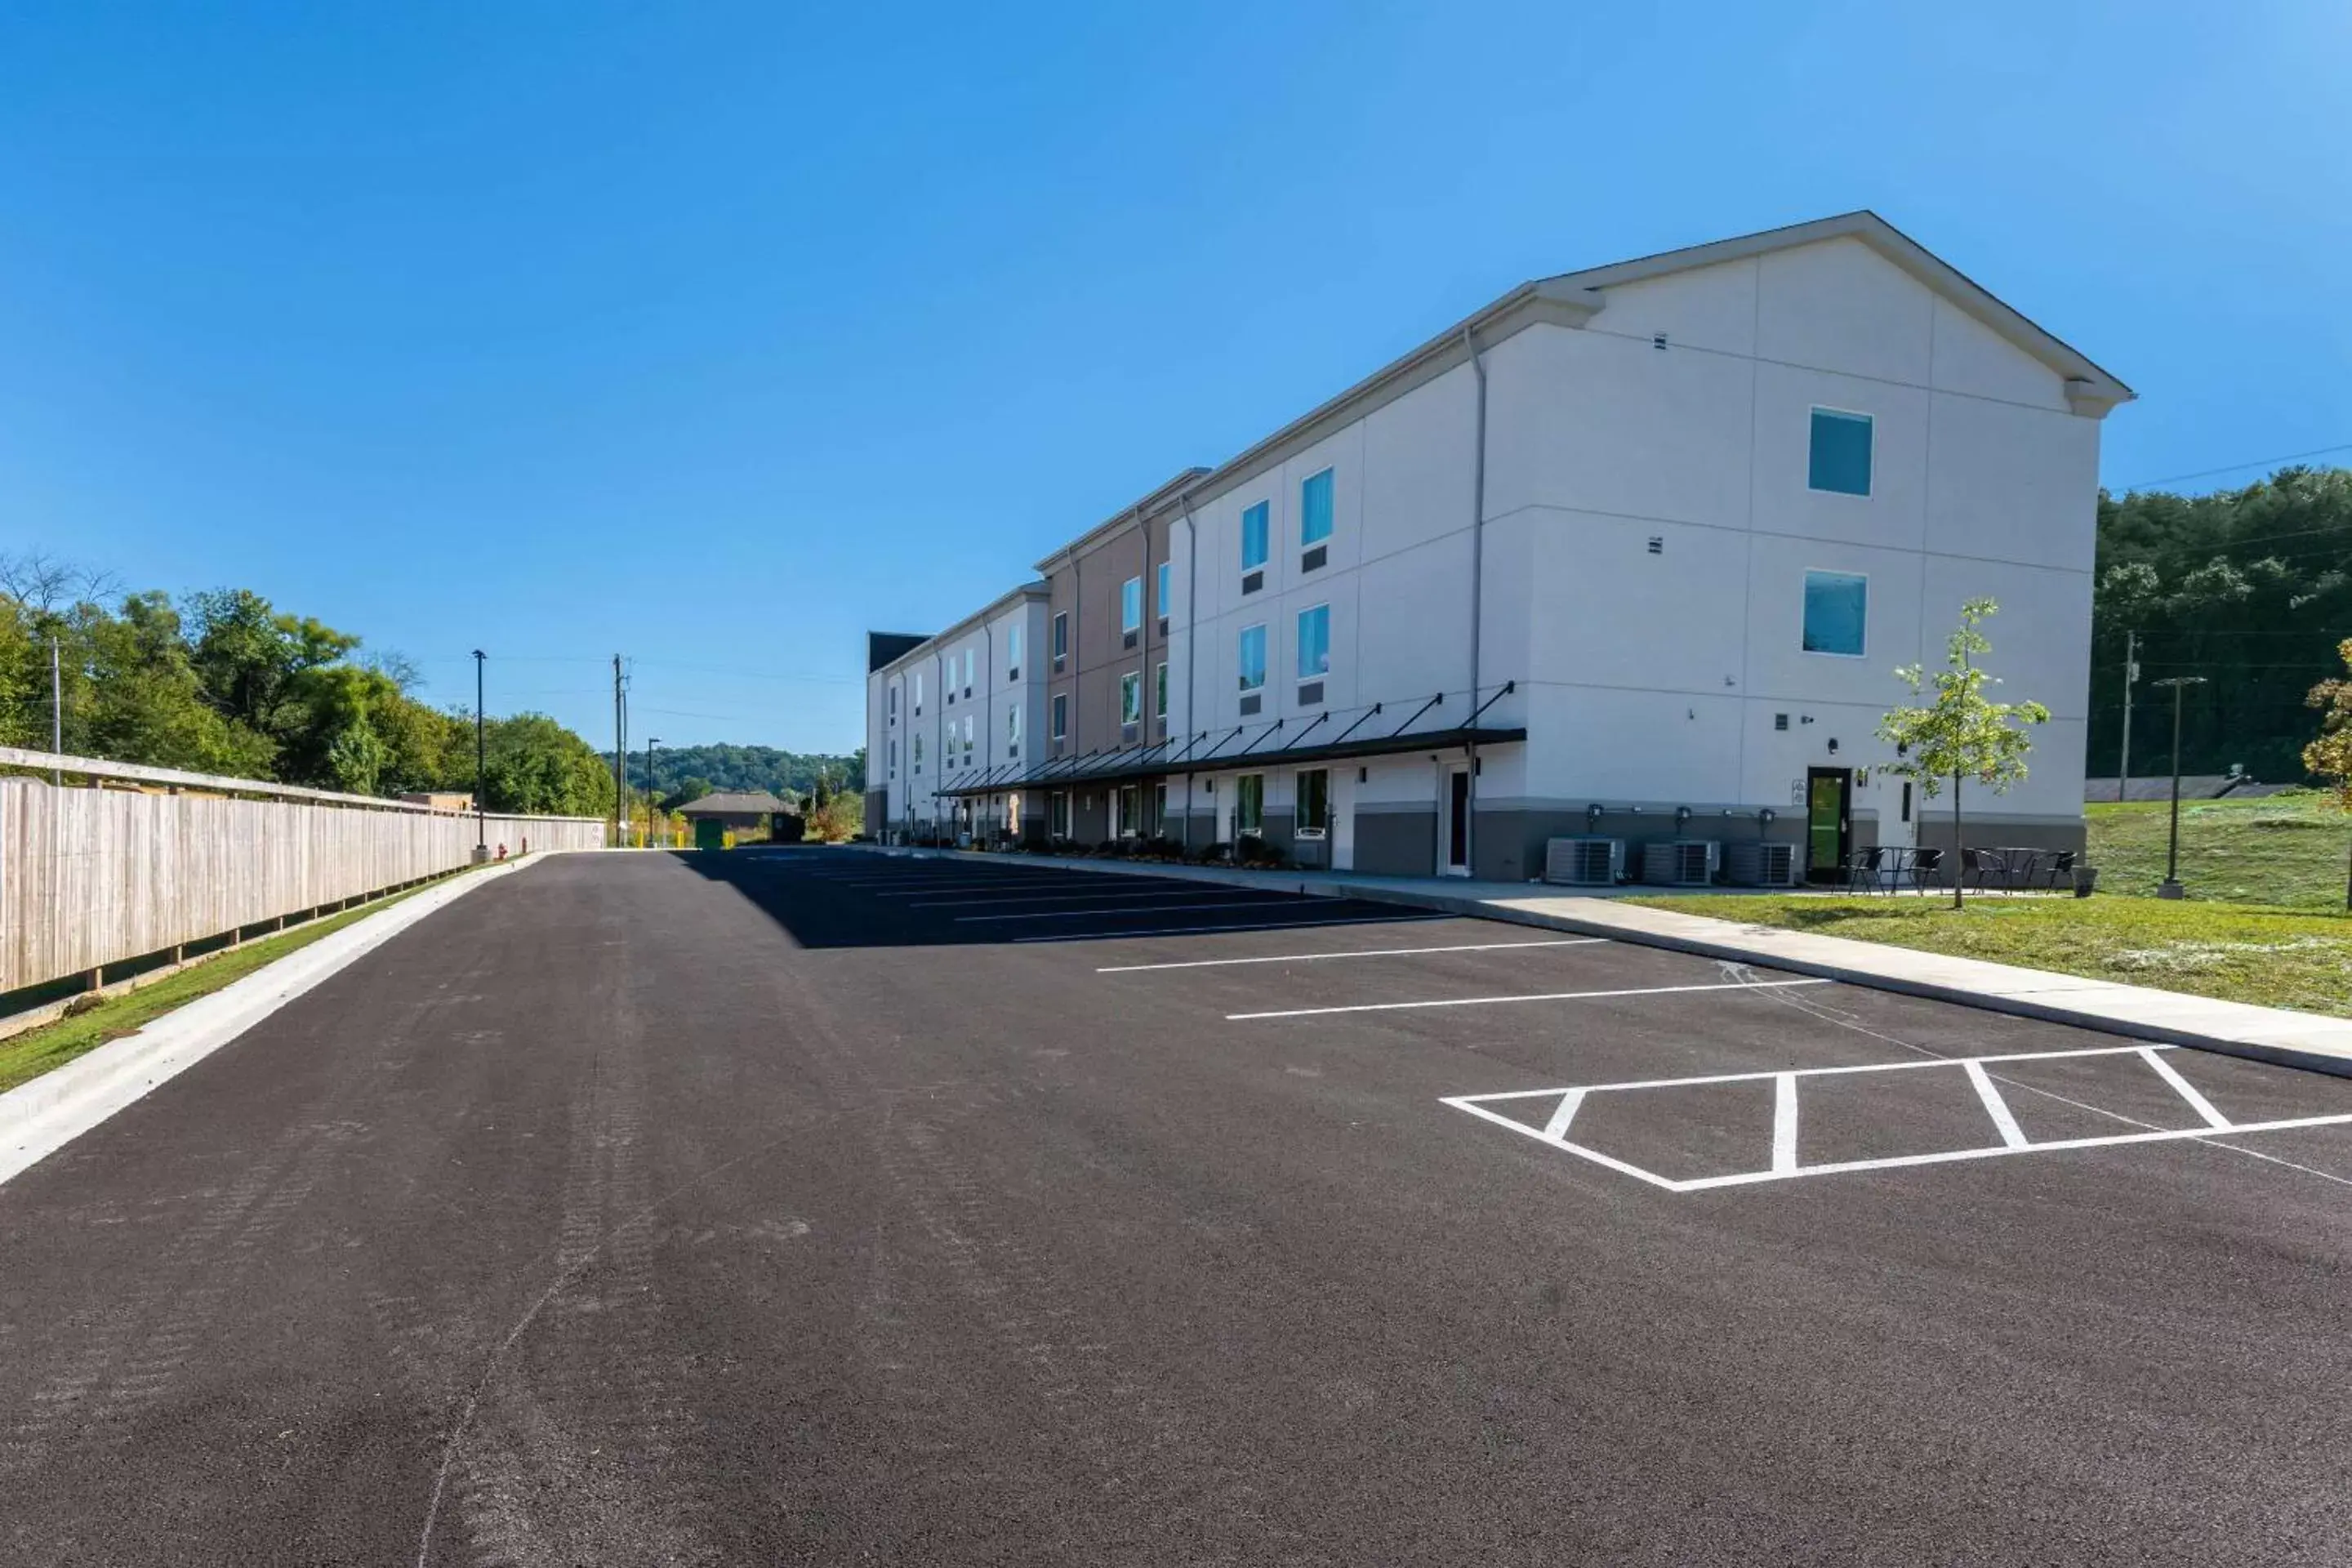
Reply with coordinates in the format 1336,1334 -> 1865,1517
852,845 -> 2352,1079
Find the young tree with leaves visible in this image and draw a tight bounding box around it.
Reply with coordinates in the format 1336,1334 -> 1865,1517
1878,599 -> 2051,909
2303,638 -> 2352,911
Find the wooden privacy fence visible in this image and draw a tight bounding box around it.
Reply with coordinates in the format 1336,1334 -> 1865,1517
0,746 -> 604,996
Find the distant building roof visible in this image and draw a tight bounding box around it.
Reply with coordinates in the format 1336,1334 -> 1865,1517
677,789 -> 791,817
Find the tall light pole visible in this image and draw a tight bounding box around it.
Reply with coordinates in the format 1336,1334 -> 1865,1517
472,650 -> 488,861
2154,675 -> 2207,899
646,737 -> 662,846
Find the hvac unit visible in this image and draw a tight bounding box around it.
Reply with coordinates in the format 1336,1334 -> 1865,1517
1723,840 -> 1799,889
1640,839 -> 1722,887
1544,836 -> 1625,887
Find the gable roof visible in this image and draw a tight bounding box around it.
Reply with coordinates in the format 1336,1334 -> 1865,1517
1033,211 -> 2132,562
677,788 -> 789,816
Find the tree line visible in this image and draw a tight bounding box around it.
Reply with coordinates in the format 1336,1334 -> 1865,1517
0,556 -> 615,817
2091,466 -> 2352,782
633,742 -> 865,809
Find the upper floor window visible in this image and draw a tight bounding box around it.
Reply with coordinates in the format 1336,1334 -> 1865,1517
963,714 -> 974,756
1802,570 -> 1868,657
1121,576 -> 1143,634
1155,560 -> 1172,617
1120,670 -> 1142,727
1051,692 -> 1068,740
1155,660 -> 1168,717
1008,706 -> 1022,744
1300,468 -> 1334,546
1052,611 -> 1068,663
1296,604 -> 1330,679
963,648 -> 976,690
1808,408 -> 1873,497
1006,621 -> 1022,673
1238,623 -> 1267,692
913,671 -> 924,710
1241,501 -> 1270,572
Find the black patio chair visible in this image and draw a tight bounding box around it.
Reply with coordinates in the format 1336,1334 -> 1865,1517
1844,845 -> 1885,894
2040,849 -> 2078,890
1906,846 -> 1944,893
1960,846 -> 2005,891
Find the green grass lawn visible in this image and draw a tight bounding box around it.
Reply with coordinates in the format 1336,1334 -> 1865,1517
1619,893 -> 2352,1018
1625,793 -> 2351,1018
2085,789 -> 2351,909
0,878 -> 449,1094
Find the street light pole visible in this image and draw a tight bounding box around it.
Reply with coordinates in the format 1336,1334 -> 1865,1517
2154,675 -> 2207,899
472,651 -> 488,861
646,737 -> 662,846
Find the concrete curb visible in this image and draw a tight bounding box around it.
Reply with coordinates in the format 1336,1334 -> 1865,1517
0,854 -> 547,1188
841,844 -> 2352,1080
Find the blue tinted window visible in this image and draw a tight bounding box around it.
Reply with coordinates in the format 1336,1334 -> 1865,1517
1300,469 -> 1334,546
1155,560 -> 1171,613
1238,624 -> 1267,690
1808,408 -> 1873,496
1121,576 -> 1142,633
1241,501 -> 1270,570
1296,604 -> 1330,677
1802,571 -> 1868,656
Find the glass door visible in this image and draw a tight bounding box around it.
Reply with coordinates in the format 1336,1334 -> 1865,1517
1806,768 -> 1851,882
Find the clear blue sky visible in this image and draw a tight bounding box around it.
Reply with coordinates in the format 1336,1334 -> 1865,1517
2,2 -> 2345,754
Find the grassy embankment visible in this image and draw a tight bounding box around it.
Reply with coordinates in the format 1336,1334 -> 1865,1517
1626,792 -> 2352,1018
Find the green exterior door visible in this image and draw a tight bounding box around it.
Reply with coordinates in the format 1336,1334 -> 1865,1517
694,817 -> 728,852
1806,768 -> 1851,880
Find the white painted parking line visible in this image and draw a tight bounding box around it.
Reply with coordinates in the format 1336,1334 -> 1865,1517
879,884 -> 1153,898
1771,1073 -> 1799,1174
1017,914 -> 1442,944
914,888 -> 1284,909
2138,1046 -> 2232,1129
1094,937 -> 1606,973
1228,977 -> 1830,1021
1963,1059 -> 2030,1149
960,898 -> 1331,924
1442,1042 -> 2352,1192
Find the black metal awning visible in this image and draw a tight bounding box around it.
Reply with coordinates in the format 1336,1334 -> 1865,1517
936,722 -> 1525,797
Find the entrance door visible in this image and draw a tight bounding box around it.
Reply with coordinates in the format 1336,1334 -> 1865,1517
1442,763 -> 1472,875
1806,768 -> 1851,882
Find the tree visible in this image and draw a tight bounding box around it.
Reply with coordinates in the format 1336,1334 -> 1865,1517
2304,638 -> 2352,911
1878,599 -> 2051,908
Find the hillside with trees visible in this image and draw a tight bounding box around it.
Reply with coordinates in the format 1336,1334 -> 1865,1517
2091,466 -> 2351,782
0,555 -> 615,817
635,742 -> 863,808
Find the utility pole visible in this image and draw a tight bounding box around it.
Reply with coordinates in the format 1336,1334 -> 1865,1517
612,654 -> 625,848
49,634 -> 61,784
2116,630 -> 2140,798
647,737 -> 662,846
2154,675 -> 2207,899
472,650 -> 488,860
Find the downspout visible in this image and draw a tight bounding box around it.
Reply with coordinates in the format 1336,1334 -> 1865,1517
1463,324 -> 1489,878
1181,488 -> 1200,851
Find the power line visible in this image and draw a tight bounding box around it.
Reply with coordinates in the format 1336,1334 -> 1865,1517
2115,442 -> 2352,491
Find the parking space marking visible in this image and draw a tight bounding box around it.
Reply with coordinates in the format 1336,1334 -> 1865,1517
961,898 -> 1332,924
1442,1042 -> 2352,1192
1017,914 -> 1442,944
1962,1059 -> 2030,1149
2139,1046 -> 2232,1129
914,888 -> 1290,909
1229,977 -> 1830,1021
1095,937 -> 1606,973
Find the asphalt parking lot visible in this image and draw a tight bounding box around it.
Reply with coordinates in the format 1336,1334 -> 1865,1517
5,844 -> 2352,1564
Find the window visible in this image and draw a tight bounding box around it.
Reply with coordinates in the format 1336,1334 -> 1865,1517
1052,611 -> 1068,663
1156,560 -> 1172,616
1008,706 -> 1022,747
1241,501 -> 1270,571
913,671 -> 924,711
1006,621 -> 1022,675
889,739 -> 898,774
1121,576 -> 1143,634
1300,468 -> 1334,546
912,733 -> 924,772
1050,791 -> 1071,838
1237,624 -> 1267,691
1235,773 -> 1264,836
1120,670 -> 1142,726
889,686 -> 898,716
1808,408 -> 1873,497
963,714 -> 974,758
1051,692 -> 1067,740
1155,661 -> 1168,717
1296,768 -> 1330,834
1116,783 -> 1142,838
1296,604 -> 1330,679
1802,570 -> 1869,657
963,648 -> 975,692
